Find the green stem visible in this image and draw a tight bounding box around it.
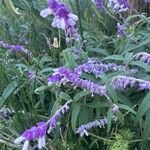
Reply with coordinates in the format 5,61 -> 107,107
89,133 -> 112,142
75,0 -> 84,41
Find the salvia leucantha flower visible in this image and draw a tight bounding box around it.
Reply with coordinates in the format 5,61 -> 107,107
116,22 -> 127,38
74,61 -> 137,77
14,122 -> 47,150
76,118 -> 108,137
47,67 -> 107,97
28,70 -> 36,80
14,100 -> 72,150
0,40 -> 28,53
111,76 -> 150,91
109,0 -> 129,13
76,104 -> 119,137
134,52 -> 150,65
47,100 -> 72,133
92,0 -> 104,10
40,0 -> 79,38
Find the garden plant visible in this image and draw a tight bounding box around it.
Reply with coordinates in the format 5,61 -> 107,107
0,0 -> 150,150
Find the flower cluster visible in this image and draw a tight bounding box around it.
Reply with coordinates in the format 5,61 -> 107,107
92,0 -> 104,10
28,70 -> 36,80
14,122 -> 47,150
144,0 -> 150,3
40,0 -> 79,38
74,60 -> 137,77
14,101 -> 72,150
109,0 -> 129,13
76,117 -> 107,137
0,106 -> 12,120
76,104 -> 119,137
111,76 -> 150,91
134,52 -> 150,65
116,22 -> 126,37
0,40 -> 28,53
48,67 -> 107,97
47,100 -> 72,133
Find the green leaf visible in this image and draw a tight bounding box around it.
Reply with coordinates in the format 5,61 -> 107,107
116,111 -> 125,125
34,86 -> 47,94
124,52 -> 133,64
102,55 -> 124,61
81,102 -> 109,108
142,109 -> 150,142
74,91 -> 90,102
71,103 -> 81,132
51,100 -> 60,116
123,37 -> 150,54
39,67 -> 53,74
15,64 -> 29,73
118,104 -> 136,115
117,93 -> 132,107
131,61 -> 150,72
87,48 -> 109,56
59,92 -> 71,101
0,81 -> 18,106
79,107 -> 92,125
137,92 -> 150,119
107,84 -> 118,104
62,49 -> 75,69
107,107 -> 113,133
4,0 -> 21,15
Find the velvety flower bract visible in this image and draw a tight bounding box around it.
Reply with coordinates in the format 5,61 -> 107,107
14,101 -> 72,150
111,76 -> 150,91
134,52 -> 150,65
28,70 -> 36,80
109,0 -> 129,13
93,0 -> 104,10
48,67 -> 107,97
14,122 -> 47,150
0,40 -> 28,53
116,22 -> 126,37
74,60 -> 137,77
40,0 -> 79,39
76,118 -> 108,137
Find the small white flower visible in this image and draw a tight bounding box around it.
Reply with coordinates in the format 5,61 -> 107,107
38,136 -> 46,149
22,140 -> 29,150
68,13 -> 78,21
40,8 -> 52,18
14,136 -> 25,144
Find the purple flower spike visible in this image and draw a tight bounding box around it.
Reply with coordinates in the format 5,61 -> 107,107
93,0 -> 104,10
14,101 -> 72,149
134,52 -> 150,65
76,118 -> 108,137
76,104 -> 119,137
138,81 -> 150,91
14,122 -> 47,150
0,40 -> 28,53
74,60 -> 137,77
47,100 -> 72,133
111,76 -> 150,91
109,0 -> 129,13
48,67 -> 107,97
